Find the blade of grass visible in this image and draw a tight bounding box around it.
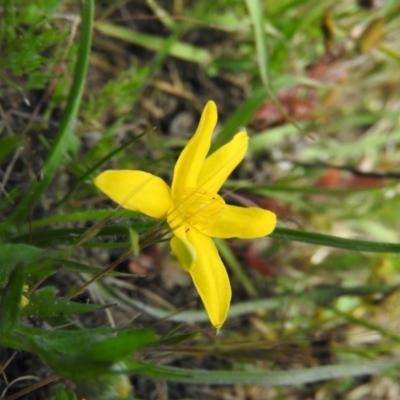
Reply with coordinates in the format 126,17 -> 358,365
145,0 -> 176,30
21,210 -> 140,230
244,0 -> 269,86
94,21 -> 212,65
211,87 -> 270,151
127,359 -> 400,386
379,43 -> 400,62
251,184 -> 389,195
9,0 -> 94,224
248,124 -> 300,152
272,227 -> 400,253
244,0 -> 306,136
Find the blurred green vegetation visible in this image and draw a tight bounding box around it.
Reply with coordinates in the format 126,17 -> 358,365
1,0 -> 400,399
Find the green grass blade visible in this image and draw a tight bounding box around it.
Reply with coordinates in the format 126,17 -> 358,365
95,21 -> 212,65
211,87 -> 270,151
10,0 -> 94,223
244,0 -> 269,86
22,210 -> 139,230
128,359 -> 399,386
272,227 -> 400,253
21,289 -> 111,318
215,238 -> 258,298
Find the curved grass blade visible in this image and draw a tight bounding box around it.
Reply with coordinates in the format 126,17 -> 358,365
244,0 -> 269,86
10,0 -> 94,223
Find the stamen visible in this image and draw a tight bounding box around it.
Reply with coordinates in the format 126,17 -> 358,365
170,187 -> 225,231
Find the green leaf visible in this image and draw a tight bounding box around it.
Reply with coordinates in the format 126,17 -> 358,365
0,264 -> 25,336
19,324 -> 117,343
29,328 -> 158,379
83,329 -> 158,362
0,244 -> 46,288
21,287 -> 112,318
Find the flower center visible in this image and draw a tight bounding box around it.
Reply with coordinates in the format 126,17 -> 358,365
172,188 -> 225,231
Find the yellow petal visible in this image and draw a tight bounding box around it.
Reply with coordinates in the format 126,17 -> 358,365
186,229 -> 231,329
202,205 -> 277,239
197,132 -> 248,193
94,170 -> 173,219
171,101 -> 217,198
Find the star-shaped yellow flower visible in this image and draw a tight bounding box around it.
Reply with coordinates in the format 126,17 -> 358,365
94,101 -> 276,329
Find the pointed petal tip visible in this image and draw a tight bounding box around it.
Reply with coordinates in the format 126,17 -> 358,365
186,230 -> 231,329
171,101 -> 218,195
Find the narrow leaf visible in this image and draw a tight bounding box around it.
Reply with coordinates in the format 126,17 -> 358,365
95,21 -> 212,65
0,244 -> 46,288
126,359 -> 400,386
271,227 -> 400,253
0,264 -> 25,335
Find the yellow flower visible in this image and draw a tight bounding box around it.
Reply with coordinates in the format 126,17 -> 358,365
94,101 -> 277,329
